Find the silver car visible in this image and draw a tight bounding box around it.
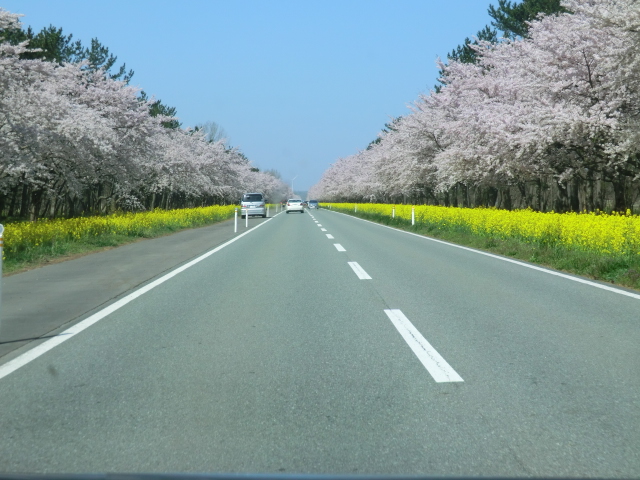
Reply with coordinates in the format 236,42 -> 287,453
285,199 -> 304,214
308,200 -> 319,209
241,193 -> 266,218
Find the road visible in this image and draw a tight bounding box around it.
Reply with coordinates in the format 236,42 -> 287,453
0,208 -> 638,476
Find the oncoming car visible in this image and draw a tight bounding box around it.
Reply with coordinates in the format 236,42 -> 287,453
285,199 -> 304,214
308,200 -> 319,209
241,193 -> 266,218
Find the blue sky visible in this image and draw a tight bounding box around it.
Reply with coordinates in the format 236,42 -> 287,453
3,0 -> 495,191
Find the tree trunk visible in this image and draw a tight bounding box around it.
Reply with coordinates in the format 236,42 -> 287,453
502,188 -> 512,210
19,184 -> 30,219
443,190 -> 450,207
569,178 -> 580,212
517,183 -> 527,209
554,181 -> 570,213
611,178 -> 628,212
584,178 -> 595,212
487,187 -> 498,208
7,185 -> 19,218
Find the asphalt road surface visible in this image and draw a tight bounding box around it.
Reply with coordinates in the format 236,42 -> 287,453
0,208 -> 638,476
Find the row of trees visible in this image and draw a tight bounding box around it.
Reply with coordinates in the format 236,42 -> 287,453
310,0 -> 640,213
0,9 -> 288,220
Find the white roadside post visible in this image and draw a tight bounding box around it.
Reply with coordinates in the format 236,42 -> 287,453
412,206 -> 415,226
245,208 -> 249,228
392,206 -> 395,219
267,205 -> 270,217
234,208 -> 238,233
355,204 -> 358,213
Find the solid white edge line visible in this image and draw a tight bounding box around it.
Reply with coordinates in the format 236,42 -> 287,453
0,216 -> 276,381
348,261 -> 372,279
334,243 -> 346,252
326,234 -> 334,239
384,309 -> 463,383
328,210 -> 640,301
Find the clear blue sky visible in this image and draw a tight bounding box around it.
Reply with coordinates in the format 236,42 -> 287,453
3,0 -> 495,191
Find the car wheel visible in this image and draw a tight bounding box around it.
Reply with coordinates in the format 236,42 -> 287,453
262,214 -> 267,218
286,211 -> 289,214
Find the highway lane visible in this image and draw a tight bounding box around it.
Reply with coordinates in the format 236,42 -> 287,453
314,208 -> 640,475
0,208 -> 638,476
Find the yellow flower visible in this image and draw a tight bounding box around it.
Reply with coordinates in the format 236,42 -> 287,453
327,203 -> 640,256
3,206 -> 236,256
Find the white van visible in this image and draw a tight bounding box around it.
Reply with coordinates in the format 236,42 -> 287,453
240,193 -> 267,218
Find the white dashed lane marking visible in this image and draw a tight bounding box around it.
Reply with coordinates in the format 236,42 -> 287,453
348,262 -> 371,280
384,309 -> 463,383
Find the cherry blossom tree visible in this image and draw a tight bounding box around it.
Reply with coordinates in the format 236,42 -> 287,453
0,7 -> 287,219
312,0 -> 640,212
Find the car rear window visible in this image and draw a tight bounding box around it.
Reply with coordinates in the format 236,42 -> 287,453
289,199 -> 301,203
243,194 -> 263,202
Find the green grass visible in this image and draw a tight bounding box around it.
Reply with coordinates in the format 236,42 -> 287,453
333,208 -> 640,292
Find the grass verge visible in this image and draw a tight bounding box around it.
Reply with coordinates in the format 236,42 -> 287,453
4,233 -> 145,275
331,208 -> 640,292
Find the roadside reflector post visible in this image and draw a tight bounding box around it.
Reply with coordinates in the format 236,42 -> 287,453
267,205 -> 270,217
234,208 -> 238,233
412,206 -> 415,226
392,206 -> 395,219
245,209 -> 249,228
355,204 -> 357,213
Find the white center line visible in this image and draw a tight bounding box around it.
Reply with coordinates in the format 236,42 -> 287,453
326,234 -> 334,239
348,262 -> 372,279
321,228 -> 327,232
384,309 -> 463,383
317,224 -> 322,227
334,243 -> 346,252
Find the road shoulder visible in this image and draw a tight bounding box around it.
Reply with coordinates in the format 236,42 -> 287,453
0,216 -> 269,362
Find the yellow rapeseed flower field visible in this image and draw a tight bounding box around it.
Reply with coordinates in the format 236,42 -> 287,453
325,203 -> 640,256
3,205 -> 237,256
